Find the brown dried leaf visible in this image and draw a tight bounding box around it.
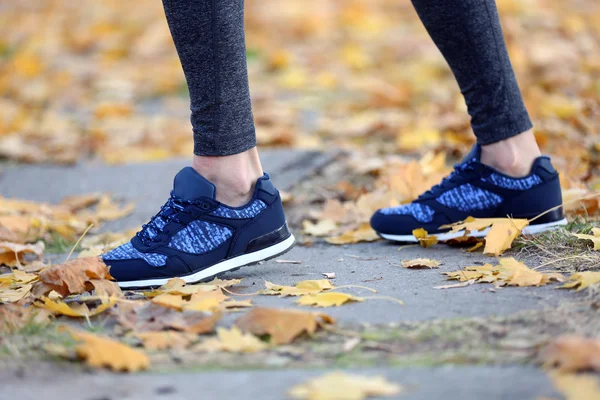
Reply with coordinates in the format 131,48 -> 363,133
235,307 -> 334,344
541,335 -> 600,372
33,257 -> 113,298
113,302 -> 220,334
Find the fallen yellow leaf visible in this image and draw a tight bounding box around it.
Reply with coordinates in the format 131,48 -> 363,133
184,290 -> 228,312
547,372 -> 600,400
0,241 -> 44,267
483,219 -> 529,256
572,233 -> 600,250
560,271 -> 600,291
289,372 -> 402,400
221,299 -> 253,310
325,223 -> 379,245
401,258 -> 440,269
303,219 -> 338,237
143,278 -> 199,297
297,292 -> 363,307
262,279 -> 334,297
444,258 -> 562,287
12,270 -> 39,284
136,331 -> 196,350
71,330 -> 149,372
0,284 -> 33,303
78,195 -> 135,223
412,228 -> 438,248
441,217 -> 529,256
36,296 -> 117,317
196,327 -> 267,353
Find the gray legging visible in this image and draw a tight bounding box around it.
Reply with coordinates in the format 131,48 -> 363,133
162,0 -> 533,157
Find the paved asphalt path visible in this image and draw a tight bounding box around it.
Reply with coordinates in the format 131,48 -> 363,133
0,151 -> 574,399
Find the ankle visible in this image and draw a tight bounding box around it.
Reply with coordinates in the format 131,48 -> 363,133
480,129 -> 541,177
192,147 -> 264,206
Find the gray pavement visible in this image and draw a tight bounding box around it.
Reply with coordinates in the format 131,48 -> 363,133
0,151 -> 578,399
220,242 -> 574,325
0,366 -> 559,400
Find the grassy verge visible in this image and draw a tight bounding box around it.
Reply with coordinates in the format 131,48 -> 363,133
515,217 -> 600,273
3,302 -> 597,373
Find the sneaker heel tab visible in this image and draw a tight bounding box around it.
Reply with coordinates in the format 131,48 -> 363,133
256,174 -> 278,197
533,156 -> 557,176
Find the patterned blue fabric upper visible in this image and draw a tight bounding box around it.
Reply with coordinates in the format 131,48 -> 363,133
210,199 -> 266,219
168,221 -> 233,254
145,216 -> 168,239
483,173 -> 542,190
436,183 -> 503,212
378,203 -> 435,223
104,197 -> 265,263
103,242 -> 167,267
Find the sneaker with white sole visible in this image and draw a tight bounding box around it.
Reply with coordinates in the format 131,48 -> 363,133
370,145 -> 567,242
102,167 -> 295,288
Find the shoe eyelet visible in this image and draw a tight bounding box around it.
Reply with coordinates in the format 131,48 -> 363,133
201,203 -> 210,210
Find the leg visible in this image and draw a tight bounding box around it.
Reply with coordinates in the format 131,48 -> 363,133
411,0 -> 540,177
102,0 -> 295,287
370,0 -> 566,240
162,0 -> 262,205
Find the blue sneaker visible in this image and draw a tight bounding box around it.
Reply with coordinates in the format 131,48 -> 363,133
370,145 -> 567,242
102,167 -> 295,288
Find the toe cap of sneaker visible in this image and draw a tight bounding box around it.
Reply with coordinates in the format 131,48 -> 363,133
370,210 -> 422,235
102,256 -> 189,283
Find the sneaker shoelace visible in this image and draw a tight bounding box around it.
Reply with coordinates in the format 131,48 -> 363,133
417,161 -> 479,200
136,192 -> 207,245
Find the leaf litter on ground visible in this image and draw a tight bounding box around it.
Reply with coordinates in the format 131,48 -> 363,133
289,372 -> 402,400
235,307 -> 334,344
68,329 -> 149,372
443,258 -> 563,287
401,258 -> 440,269
540,335 -> 600,373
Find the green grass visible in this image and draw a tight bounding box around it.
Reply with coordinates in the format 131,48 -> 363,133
515,216 -> 600,272
43,232 -> 80,255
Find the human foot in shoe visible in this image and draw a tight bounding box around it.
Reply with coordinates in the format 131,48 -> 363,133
370,145 -> 567,242
102,167 -> 295,288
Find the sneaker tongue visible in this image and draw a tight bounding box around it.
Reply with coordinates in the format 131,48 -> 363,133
172,167 -> 216,201
462,144 -> 482,163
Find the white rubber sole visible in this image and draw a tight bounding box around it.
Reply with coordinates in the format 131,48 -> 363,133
379,218 -> 568,243
118,234 -> 296,289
